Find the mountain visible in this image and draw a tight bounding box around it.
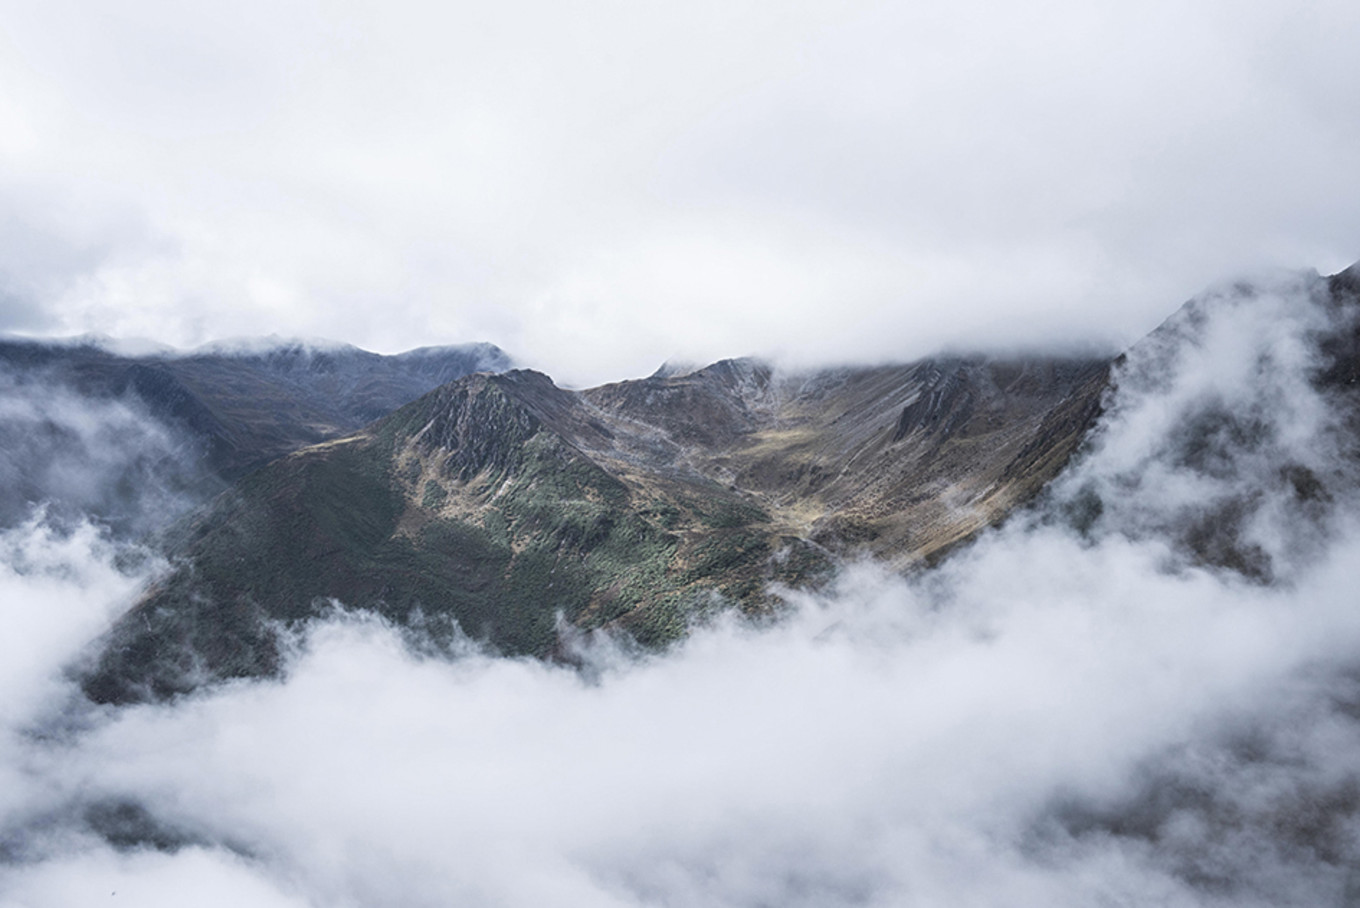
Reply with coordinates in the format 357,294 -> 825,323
0,338 -> 511,532
82,351 -> 1111,702
77,264 -> 1360,704
0,337 -> 512,480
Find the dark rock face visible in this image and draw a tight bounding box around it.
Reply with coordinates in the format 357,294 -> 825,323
891,360 -> 975,442
585,358 -> 776,448
405,375 -> 545,480
1319,266 -> 1360,390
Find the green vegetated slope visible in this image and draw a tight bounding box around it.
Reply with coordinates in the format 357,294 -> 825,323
85,354 -> 1111,702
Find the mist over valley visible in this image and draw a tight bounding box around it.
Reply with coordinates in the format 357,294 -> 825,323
2,267 -> 1360,904
4,1 -> 1360,899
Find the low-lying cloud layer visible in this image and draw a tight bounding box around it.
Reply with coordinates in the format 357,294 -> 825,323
0,369 -> 215,535
3,276 -> 1360,905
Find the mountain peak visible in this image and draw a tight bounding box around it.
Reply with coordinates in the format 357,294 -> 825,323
1329,260 -> 1360,300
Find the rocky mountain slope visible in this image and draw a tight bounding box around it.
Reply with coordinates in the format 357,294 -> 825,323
83,349 -> 1111,702
0,338 -> 511,532
78,264 -> 1360,703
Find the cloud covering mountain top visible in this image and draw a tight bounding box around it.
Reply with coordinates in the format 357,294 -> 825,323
2,261 -> 1360,906
1,0 -> 1358,383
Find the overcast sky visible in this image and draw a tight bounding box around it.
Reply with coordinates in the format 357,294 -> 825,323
1,0 -> 1358,385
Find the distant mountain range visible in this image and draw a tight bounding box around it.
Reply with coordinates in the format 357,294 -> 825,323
0,336 -> 511,481
15,266 -> 1360,703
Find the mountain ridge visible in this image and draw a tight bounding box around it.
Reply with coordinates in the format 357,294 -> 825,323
72,263 -> 1360,703
0,337 -> 513,483
82,350 -> 1113,702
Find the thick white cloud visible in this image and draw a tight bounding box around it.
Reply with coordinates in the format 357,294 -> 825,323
0,0 -> 1357,383
2,274 -> 1360,905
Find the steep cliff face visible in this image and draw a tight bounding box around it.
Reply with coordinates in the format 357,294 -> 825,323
704,356 -> 1113,564
584,358 -> 778,448
83,349 -> 1114,702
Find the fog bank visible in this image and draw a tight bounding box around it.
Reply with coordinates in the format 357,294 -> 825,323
3,274 -> 1360,905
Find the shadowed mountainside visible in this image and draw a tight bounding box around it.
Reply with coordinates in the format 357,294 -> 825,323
0,338 -> 512,483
